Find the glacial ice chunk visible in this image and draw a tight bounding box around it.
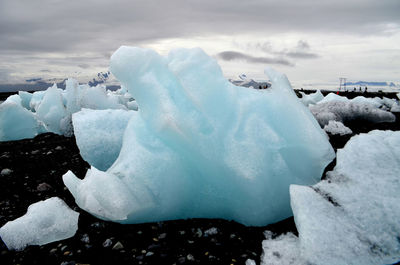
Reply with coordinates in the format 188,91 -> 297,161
0,197 -> 79,250
258,130 -> 400,265
29,90 -> 46,112
299,90 -> 324,106
18,91 -> 33,110
36,84 -> 67,134
72,108 -> 134,170
64,46 -> 334,226
0,101 -> 45,141
310,100 -> 395,126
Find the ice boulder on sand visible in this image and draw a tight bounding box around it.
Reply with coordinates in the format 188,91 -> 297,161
258,130 -> 400,265
64,46 -> 334,226
0,197 -> 79,250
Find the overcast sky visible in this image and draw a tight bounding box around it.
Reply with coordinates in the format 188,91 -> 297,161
0,0 -> 399,89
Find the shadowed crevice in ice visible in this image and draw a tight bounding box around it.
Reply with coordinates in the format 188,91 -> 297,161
63,46 -> 334,226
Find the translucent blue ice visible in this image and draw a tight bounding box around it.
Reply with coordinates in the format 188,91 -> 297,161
64,47 -> 334,226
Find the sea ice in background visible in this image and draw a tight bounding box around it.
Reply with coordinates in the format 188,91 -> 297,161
64,46 -> 334,226
0,197 -> 79,251
299,90 -> 324,106
0,101 -> 45,141
36,84 -> 67,134
72,108 -> 134,171
257,130 -> 400,265
0,78 -> 138,141
323,120 -> 352,136
309,100 -> 395,126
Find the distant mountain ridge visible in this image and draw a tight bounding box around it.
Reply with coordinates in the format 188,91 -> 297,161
345,81 -> 398,87
0,71 -> 120,93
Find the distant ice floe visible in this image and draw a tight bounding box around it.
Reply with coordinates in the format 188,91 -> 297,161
298,90 -> 324,107
0,197 -> 79,250
255,130 -> 400,265
297,90 -> 398,129
310,100 -> 395,127
63,46 -> 334,226
0,80 -> 137,141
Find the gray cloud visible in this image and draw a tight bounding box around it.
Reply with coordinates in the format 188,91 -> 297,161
238,40 -> 319,60
0,0 -> 399,84
217,51 -> 294,66
0,0 -> 399,55
285,51 -> 319,59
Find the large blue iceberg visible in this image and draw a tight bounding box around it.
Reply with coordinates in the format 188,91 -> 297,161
63,47 -> 334,226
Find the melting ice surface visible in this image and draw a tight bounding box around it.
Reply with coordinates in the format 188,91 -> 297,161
64,46 -> 335,226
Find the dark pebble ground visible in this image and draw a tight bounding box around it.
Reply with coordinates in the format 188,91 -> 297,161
1,93 -> 400,265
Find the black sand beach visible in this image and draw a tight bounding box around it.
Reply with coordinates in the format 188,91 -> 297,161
1,91 -> 400,265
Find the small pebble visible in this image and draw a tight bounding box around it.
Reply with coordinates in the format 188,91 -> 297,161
195,228 -> 202,237
60,245 -> 68,252
81,234 -> 90,243
204,227 -> 218,236
178,257 -> 186,264
1,168 -> 13,176
63,251 -> 71,256
37,182 -> 52,191
158,233 -> 167,239
49,248 -> 57,254
112,241 -> 124,250
103,239 -> 113,248
187,254 -> 195,261
55,146 -> 63,150
146,251 -> 154,257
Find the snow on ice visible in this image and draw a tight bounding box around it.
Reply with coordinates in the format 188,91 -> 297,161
63,46 -> 334,226
257,130 -> 400,265
0,197 -> 79,250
